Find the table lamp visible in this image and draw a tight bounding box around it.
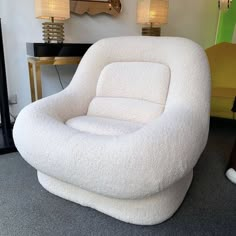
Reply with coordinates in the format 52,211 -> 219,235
218,0 -> 232,11
137,0 -> 168,36
35,0 -> 70,43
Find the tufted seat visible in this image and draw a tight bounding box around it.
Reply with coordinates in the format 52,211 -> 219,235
13,37 -> 211,225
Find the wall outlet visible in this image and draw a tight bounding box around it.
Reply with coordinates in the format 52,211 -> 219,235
8,94 -> 17,105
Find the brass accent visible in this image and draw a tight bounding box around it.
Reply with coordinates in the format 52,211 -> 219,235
35,64 -> 42,99
218,0 -> 232,9
142,26 -> 161,36
27,57 -> 81,102
28,62 -> 36,102
70,0 -> 122,16
42,17 -> 65,44
42,22 -> 64,43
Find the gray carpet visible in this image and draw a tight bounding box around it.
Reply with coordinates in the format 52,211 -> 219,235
0,119 -> 236,236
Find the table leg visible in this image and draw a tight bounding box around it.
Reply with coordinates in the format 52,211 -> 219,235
35,64 -> 42,100
28,62 -> 36,102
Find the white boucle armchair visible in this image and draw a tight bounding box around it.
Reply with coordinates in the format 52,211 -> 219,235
13,36 -> 211,225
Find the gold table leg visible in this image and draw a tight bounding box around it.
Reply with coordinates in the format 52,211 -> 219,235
35,64 -> 42,100
28,60 -> 43,102
27,56 -> 81,102
28,62 -> 36,102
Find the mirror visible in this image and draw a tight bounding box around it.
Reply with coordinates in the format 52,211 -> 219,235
70,0 -> 122,16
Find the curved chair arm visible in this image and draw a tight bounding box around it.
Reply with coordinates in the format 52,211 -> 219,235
14,92 -> 209,199
21,89 -> 90,121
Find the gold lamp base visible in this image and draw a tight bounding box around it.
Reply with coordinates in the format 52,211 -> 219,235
218,0 -> 232,9
42,21 -> 65,44
142,27 -> 161,36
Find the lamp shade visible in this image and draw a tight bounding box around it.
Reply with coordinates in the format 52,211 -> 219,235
35,0 -> 70,20
137,0 -> 168,25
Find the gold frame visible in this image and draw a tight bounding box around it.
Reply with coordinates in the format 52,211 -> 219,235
70,0 -> 122,16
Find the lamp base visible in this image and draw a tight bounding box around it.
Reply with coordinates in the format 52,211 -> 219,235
218,0 -> 232,10
42,22 -> 65,44
142,27 -> 161,36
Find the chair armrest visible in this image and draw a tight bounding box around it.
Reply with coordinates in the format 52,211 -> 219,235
13,102 -> 209,199
21,89 -> 89,122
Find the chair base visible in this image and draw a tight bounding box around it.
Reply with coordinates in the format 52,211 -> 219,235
37,170 -> 193,225
226,168 -> 236,184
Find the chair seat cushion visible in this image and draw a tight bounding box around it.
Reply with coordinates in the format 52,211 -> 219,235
65,115 -> 143,136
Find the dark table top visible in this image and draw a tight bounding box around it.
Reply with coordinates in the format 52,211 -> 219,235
26,43 -> 93,57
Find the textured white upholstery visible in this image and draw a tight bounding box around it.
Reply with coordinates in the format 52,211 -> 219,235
96,62 -> 170,102
13,36 -> 211,225
66,116 -> 143,136
38,170 -> 193,225
87,62 -> 170,123
87,97 -> 164,123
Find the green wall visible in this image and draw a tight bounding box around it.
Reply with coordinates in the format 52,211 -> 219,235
216,0 -> 236,43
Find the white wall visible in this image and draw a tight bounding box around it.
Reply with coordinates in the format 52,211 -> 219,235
0,0 -> 219,115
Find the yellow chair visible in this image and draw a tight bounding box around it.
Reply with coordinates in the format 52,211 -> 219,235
206,42 -> 236,119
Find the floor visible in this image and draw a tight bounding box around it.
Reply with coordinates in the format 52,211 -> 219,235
0,119 -> 236,236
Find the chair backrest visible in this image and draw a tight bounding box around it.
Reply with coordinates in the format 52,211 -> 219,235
69,36 -> 210,124
87,62 -> 170,123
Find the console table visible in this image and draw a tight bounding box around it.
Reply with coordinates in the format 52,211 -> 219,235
26,43 -> 92,102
